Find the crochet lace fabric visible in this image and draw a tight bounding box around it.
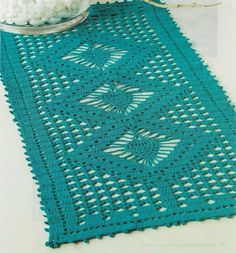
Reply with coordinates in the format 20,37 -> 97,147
1,0 -> 236,248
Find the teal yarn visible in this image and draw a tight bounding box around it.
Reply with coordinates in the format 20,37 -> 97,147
1,0 -> 236,248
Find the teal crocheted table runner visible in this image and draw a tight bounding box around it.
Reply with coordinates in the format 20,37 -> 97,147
1,0 -> 236,248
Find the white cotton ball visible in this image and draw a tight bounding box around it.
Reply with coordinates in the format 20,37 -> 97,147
0,0 -> 89,26
47,17 -> 62,24
29,19 -> 46,26
14,18 -> 28,25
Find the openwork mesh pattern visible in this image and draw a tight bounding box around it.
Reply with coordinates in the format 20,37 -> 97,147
1,0 -> 236,248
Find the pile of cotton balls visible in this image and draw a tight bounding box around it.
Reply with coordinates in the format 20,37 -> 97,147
0,0 -> 88,26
